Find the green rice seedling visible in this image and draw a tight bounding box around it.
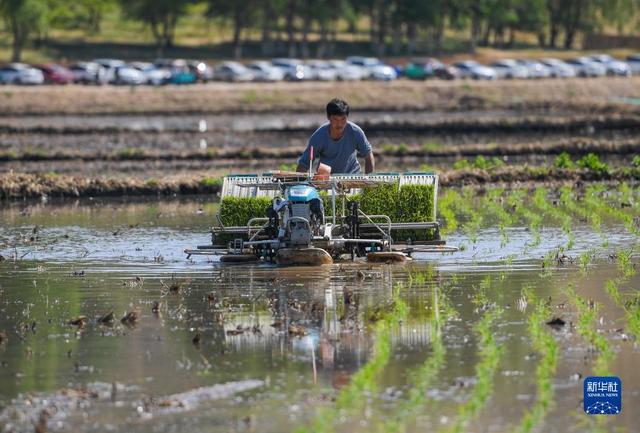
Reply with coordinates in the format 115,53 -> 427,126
459,188 -> 483,243
508,189 -> 542,250
448,306 -> 503,433
578,250 -> 596,274
554,152 -> 575,169
438,189 -> 461,235
301,287 -> 408,433
616,249 -> 636,277
576,153 -> 609,175
514,291 -> 559,433
531,188 -> 575,250
565,286 -> 614,376
219,196 -> 273,227
481,188 -> 512,247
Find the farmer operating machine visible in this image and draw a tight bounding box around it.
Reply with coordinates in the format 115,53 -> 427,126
185,170 -> 456,265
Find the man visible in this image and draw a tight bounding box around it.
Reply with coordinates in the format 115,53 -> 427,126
296,98 -> 375,174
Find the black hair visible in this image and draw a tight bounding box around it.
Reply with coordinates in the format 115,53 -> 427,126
326,98 -> 349,117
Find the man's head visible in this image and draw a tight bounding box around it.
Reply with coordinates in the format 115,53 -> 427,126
326,98 -> 349,136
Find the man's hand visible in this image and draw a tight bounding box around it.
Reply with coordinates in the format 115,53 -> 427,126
364,152 -> 375,174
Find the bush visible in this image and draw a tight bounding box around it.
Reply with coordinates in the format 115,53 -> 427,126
632,155 -> 640,168
576,153 -> 609,174
554,152 -> 575,169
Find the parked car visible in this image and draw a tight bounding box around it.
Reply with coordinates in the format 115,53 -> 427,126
187,60 -> 214,82
515,59 -> 551,78
36,64 -> 74,84
306,60 -> 338,81
104,65 -> 146,85
271,58 -> 312,81
168,64 -> 198,84
566,57 -> 606,77
213,61 -> 254,82
453,61 -> 496,80
130,62 -> 171,85
345,56 -> 397,81
489,59 -> 529,79
0,63 -> 44,85
69,62 -> 107,84
327,60 -> 365,81
539,58 -> 576,78
93,58 -> 125,70
247,61 -> 285,82
626,54 -> 640,74
405,58 -> 458,80
588,54 -> 631,76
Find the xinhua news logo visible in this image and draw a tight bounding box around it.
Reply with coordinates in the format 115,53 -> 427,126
584,376 -> 622,415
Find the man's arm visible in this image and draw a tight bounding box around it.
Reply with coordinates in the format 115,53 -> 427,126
364,152 -> 375,174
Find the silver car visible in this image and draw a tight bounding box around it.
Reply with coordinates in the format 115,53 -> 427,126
626,54 -> 640,75
0,63 -> 44,85
489,59 -> 529,79
588,54 -> 631,76
539,58 -> 576,78
566,57 -> 607,77
213,61 -> 254,82
453,61 -> 497,80
247,61 -> 284,82
516,60 -> 551,78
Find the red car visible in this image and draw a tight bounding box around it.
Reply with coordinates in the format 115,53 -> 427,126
36,64 -> 74,84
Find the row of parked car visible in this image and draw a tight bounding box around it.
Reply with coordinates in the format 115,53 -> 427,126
1,54 -> 639,85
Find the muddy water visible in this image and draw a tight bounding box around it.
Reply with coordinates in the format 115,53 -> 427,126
1,198 -> 639,433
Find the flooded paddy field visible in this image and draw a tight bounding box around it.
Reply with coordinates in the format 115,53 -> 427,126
1,107 -> 639,178
1,185 -> 639,433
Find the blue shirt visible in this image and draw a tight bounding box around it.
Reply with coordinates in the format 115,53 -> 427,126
298,121 -> 372,174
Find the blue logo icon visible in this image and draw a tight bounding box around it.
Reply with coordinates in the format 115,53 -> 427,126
584,376 -> 621,415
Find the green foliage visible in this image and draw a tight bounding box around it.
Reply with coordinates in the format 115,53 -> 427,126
554,152 -> 574,169
453,156 -> 504,171
632,155 -> 640,167
576,153 -> 609,174
198,177 -> 221,188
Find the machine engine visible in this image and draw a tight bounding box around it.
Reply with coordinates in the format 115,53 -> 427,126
268,184 -> 324,247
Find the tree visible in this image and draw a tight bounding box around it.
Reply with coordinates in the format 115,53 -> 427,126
119,0 -> 191,54
0,0 -> 48,62
206,0 -> 259,59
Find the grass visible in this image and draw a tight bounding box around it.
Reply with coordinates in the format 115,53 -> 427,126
531,188 -> 575,250
514,290 -> 559,433
481,188 -> 513,247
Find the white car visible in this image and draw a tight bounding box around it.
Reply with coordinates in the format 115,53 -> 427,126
271,58 -> 312,81
306,60 -> 338,81
213,61 -> 254,82
0,63 -> 44,85
130,62 -> 171,85
69,62 -> 107,84
345,56 -> 397,81
453,61 -> 497,80
539,58 -> 576,78
489,59 -> 529,79
626,54 -> 640,75
327,60 -> 365,81
247,61 -> 284,82
588,54 -> 631,76
566,57 -> 606,77
104,65 -> 146,85
516,60 -> 551,78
